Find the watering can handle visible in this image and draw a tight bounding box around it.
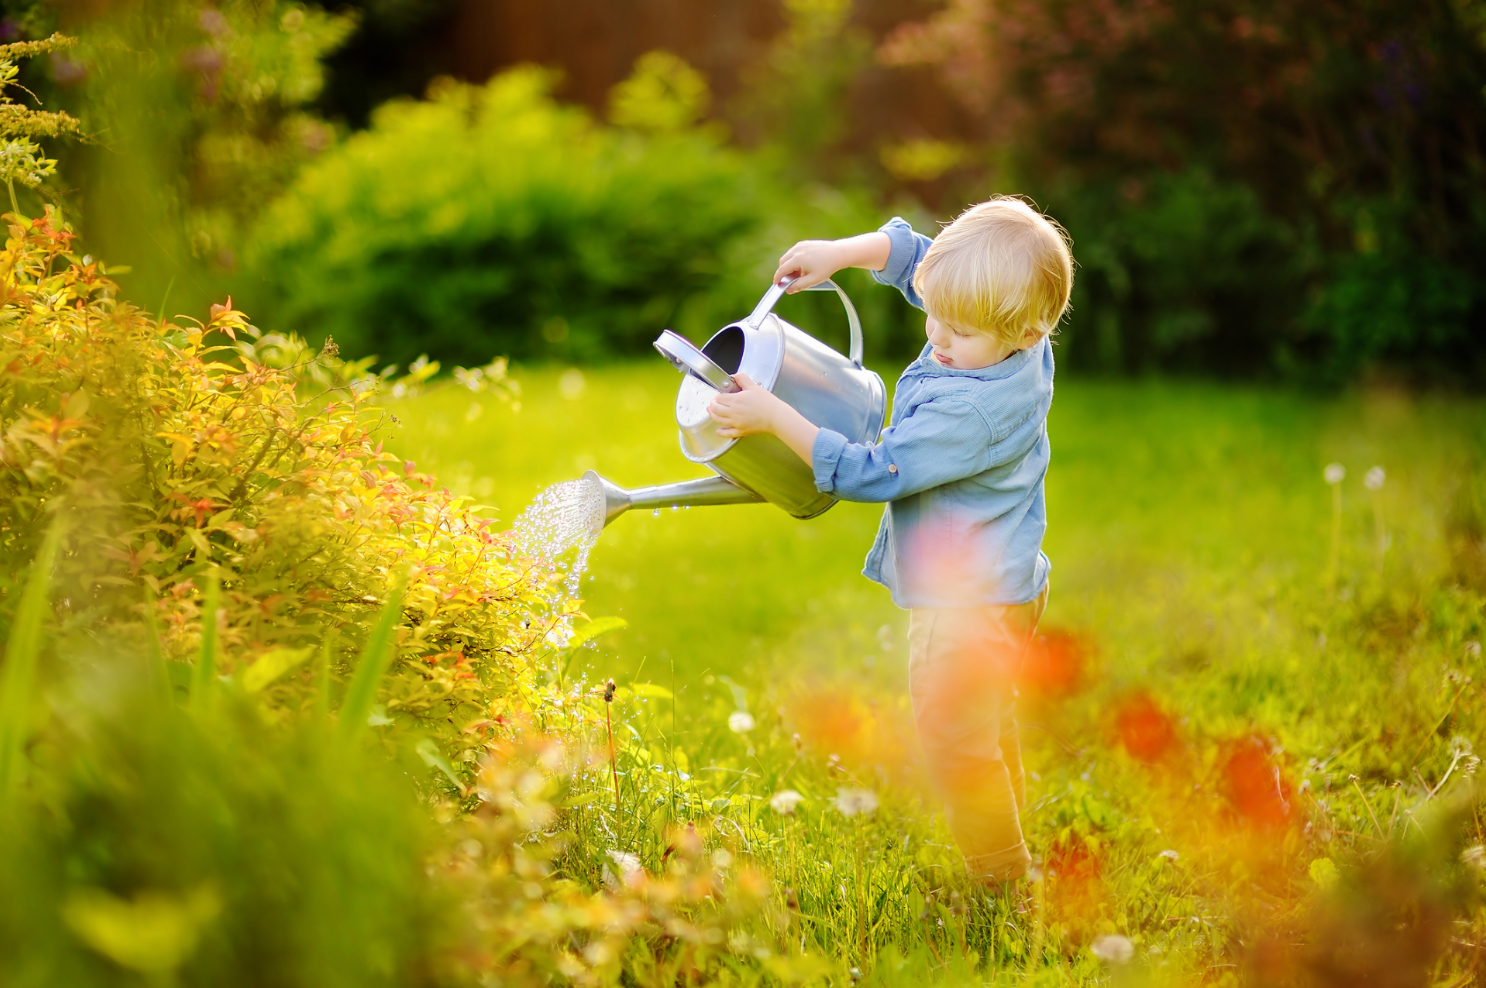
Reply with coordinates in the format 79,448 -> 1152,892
746,276 -> 865,367
653,329 -> 741,393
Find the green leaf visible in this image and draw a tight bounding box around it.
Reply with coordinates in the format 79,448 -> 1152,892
414,738 -> 461,789
560,791 -> 605,808
565,616 -> 627,651
240,645 -> 315,693
0,520 -> 61,798
558,616 -> 627,684
628,682 -> 673,699
336,581 -> 405,745
1309,856 -> 1339,890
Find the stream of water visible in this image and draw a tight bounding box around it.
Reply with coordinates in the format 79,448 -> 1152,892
509,474 -> 607,646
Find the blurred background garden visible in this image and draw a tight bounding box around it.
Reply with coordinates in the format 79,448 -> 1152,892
0,0 -> 1484,984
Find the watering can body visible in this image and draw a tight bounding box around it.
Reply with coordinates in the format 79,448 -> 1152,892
589,279 -> 887,528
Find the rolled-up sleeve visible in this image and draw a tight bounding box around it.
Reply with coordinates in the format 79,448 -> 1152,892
812,399 -> 996,503
871,217 -> 933,311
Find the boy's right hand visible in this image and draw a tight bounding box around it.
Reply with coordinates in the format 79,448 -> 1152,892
772,231 -> 893,293
773,240 -> 847,293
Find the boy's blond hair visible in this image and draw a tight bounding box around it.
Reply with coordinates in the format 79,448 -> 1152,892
912,197 -> 1074,346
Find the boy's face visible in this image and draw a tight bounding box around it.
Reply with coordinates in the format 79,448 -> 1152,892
924,313 -> 1020,370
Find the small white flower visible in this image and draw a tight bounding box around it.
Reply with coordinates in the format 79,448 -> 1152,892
832,787 -> 878,817
1324,463 -> 1345,485
1091,934 -> 1135,964
1364,466 -> 1385,490
769,789 -> 805,815
603,849 -> 642,889
728,711 -> 756,733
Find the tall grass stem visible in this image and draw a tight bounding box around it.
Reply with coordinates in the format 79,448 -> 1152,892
604,679 -> 623,838
190,570 -> 222,710
0,521 -> 61,798
314,627 -> 338,725
1373,494 -> 1387,574
336,581 -> 405,745
142,586 -> 173,708
1327,482 -> 1343,589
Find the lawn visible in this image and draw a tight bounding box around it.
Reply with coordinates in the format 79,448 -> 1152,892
388,362 -> 1486,984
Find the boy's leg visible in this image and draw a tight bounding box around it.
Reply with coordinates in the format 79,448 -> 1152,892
908,587 -> 1047,883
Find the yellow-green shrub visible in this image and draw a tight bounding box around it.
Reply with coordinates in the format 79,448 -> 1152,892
0,207 -> 567,767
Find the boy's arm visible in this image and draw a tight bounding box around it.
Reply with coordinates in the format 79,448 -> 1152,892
812,399 -> 1000,503
710,384 -> 1019,504
772,232 -> 891,294
869,217 -> 934,311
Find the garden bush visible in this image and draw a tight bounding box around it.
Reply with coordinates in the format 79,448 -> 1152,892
245,63 -> 763,366
0,205 -> 572,771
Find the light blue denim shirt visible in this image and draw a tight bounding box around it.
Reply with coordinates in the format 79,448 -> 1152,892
810,217 -> 1053,608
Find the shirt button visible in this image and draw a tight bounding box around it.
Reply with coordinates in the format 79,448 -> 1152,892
888,464 -> 898,474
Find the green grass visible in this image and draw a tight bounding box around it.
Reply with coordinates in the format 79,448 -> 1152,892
388,364 -> 1486,984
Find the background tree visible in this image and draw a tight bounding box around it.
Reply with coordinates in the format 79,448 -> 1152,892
883,0 -> 1486,380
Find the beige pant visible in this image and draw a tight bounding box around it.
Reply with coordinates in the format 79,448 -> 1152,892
908,584 -> 1048,883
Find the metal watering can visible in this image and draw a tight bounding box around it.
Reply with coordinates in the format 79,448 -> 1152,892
584,277 -> 887,529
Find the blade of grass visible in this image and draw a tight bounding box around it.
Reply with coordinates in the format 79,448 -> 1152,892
190,571 -> 221,710
314,626 -> 338,724
337,582 -> 405,745
141,586 -> 173,709
0,521 -> 63,798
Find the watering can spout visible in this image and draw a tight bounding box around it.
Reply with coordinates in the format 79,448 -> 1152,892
583,470 -> 764,529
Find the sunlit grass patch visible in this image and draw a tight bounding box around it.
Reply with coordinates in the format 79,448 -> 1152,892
390,366 -> 1486,982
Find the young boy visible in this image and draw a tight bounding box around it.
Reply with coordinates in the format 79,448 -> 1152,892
707,197 -> 1073,884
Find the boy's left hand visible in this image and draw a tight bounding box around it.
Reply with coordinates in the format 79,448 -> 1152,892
707,374 -> 783,437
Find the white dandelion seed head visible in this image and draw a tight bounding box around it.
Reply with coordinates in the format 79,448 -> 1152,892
1324,463 -> 1345,485
1158,849 -> 1179,862
1365,466 -> 1385,490
1462,845 -> 1486,872
607,850 -> 642,881
728,710 -> 756,733
832,787 -> 878,817
1450,735 -> 1474,759
769,789 -> 805,815
1091,934 -> 1135,964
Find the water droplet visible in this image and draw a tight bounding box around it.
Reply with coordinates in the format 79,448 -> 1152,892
652,508 -> 660,517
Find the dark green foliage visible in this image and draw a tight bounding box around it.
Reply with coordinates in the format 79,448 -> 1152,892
897,0 -> 1486,381
1054,168 -> 1311,376
0,676 -> 441,987
245,68 -> 763,366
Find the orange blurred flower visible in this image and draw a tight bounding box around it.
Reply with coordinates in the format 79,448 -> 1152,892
1114,692 -> 1177,763
1221,736 -> 1295,829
